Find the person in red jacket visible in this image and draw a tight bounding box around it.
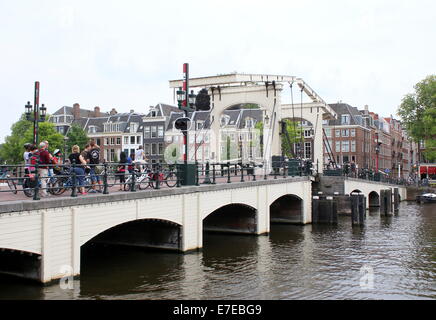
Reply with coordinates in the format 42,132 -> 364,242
38,142 -> 51,197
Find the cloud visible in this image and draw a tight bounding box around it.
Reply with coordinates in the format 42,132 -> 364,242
0,0 -> 435,143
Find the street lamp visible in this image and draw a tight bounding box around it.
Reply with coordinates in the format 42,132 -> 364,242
24,81 -> 46,146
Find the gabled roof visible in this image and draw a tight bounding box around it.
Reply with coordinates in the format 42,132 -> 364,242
52,106 -> 110,117
327,103 -> 364,126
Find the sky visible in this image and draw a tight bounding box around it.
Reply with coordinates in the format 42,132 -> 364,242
0,0 -> 435,143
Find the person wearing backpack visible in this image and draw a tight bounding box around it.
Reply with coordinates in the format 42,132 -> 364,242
88,139 -> 102,193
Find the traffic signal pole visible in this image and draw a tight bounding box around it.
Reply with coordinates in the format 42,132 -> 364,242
183,63 -> 189,165
33,81 -> 40,146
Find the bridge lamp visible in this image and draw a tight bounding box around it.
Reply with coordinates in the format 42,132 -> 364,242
176,88 -> 185,107
25,101 -> 32,120
264,113 -> 270,126
40,104 -> 47,121
188,90 -> 196,107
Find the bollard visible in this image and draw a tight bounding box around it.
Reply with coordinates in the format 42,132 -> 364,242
131,169 -> 136,192
176,165 -> 181,188
103,163 -> 109,194
252,165 -> 256,181
212,164 -> 216,184
71,163 -> 77,198
394,188 -> 400,213
351,193 -> 366,226
156,168 -> 161,190
227,162 -> 231,183
195,162 -> 200,186
203,162 -> 211,184
312,196 -> 338,224
33,163 -> 40,201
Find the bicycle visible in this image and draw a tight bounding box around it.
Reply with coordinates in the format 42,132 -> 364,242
0,169 -> 17,194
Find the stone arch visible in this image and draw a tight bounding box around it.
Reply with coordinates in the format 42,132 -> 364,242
203,203 -> 257,234
270,194 -> 303,224
351,189 -> 362,194
0,248 -> 42,282
368,191 -> 380,207
81,218 -> 183,252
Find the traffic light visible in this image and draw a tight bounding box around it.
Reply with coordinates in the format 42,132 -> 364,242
174,117 -> 191,131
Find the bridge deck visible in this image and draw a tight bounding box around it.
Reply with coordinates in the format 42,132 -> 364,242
0,176 -> 310,215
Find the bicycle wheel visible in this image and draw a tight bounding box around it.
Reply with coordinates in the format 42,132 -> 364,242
165,172 -> 177,188
22,179 -> 33,197
7,176 -> 18,194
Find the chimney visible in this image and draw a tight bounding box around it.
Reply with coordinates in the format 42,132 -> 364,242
94,106 -> 101,117
110,108 -> 117,115
130,109 -> 135,114
73,103 -> 81,120
364,105 -> 369,115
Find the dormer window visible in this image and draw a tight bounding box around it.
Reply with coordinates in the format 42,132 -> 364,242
88,126 -> 97,134
245,118 -> 255,128
341,115 -> 350,125
130,123 -> 138,133
220,115 -> 230,127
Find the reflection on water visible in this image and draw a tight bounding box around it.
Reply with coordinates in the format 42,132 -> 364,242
0,202 -> 434,300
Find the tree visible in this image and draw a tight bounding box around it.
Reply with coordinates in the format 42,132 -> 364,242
0,114 -> 33,164
195,88 -> 211,111
280,119 -> 302,158
66,124 -> 88,154
0,114 -> 64,164
398,75 -> 436,161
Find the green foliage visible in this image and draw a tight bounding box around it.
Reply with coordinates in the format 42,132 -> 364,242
66,124 -> 88,154
0,114 -> 64,164
398,75 -> 436,161
281,119 -> 302,158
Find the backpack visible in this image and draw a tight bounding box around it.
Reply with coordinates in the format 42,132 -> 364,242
29,151 -> 40,166
89,148 -> 100,164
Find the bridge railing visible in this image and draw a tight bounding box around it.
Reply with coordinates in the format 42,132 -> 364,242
323,167 -> 410,186
0,160 -> 308,201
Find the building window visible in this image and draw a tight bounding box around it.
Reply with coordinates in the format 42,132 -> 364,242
130,123 -> 138,133
88,126 -> 97,134
124,136 -> 129,144
325,128 -> 331,137
342,129 -> 349,137
137,136 -> 141,144
105,138 -> 109,145
342,141 -> 350,152
351,129 -> 356,137
304,142 -> 311,159
144,126 -> 151,139
158,125 -> 164,138
116,137 -> 121,145
130,136 -> 135,144
144,144 -> 150,155
335,130 -> 341,137
335,141 -> 341,152
151,126 -> 157,138
158,143 -> 164,155
341,115 -> 350,125
151,143 -> 157,155
110,137 -> 115,145
343,155 -> 349,163
351,140 -> 356,152
110,149 -> 115,162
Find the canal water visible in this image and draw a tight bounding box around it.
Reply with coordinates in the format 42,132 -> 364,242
0,202 -> 434,300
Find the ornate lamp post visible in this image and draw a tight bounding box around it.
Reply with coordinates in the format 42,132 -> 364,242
63,136 -> 69,164
24,81 -> 46,146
